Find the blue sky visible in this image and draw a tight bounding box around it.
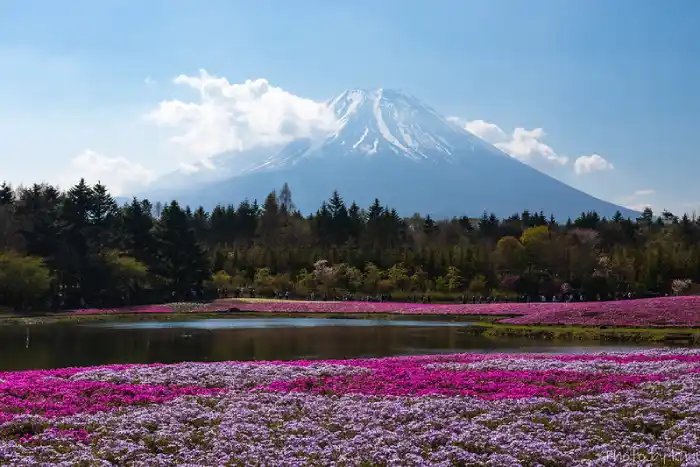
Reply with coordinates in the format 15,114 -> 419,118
1,0 -> 698,214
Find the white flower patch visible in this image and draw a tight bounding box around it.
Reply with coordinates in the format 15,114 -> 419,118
425,358 -> 700,375
70,362 -> 369,389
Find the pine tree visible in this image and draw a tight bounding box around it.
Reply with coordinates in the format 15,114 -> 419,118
0,183 -> 14,205
366,198 -> 384,222
192,206 -> 210,242
15,184 -> 61,259
259,191 -> 280,244
314,202 -> 333,244
364,199 -> 386,249
328,191 -> 350,244
88,182 -> 120,251
348,201 -> 364,240
423,215 -> 437,236
58,179 -> 94,276
121,198 -> 154,263
278,182 -> 295,213
639,207 -> 654,226
236,200 -> 259,242
151,201 -> 209,298
457,216 -> 474,232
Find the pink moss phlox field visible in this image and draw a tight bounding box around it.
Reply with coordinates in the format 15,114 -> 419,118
0,366 -> 221,421
216,295 -> 700,327
2,350 -> 700,465
264,365 -> 665,399
258,352 -> 700,399
73,304 -> 174,315
70,295 -> 700,327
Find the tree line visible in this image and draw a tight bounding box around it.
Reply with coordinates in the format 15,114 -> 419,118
0,179 -> 697,312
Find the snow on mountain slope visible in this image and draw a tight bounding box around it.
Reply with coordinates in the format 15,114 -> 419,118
324,88 -> 470,162
137,88 -> 638,219
192,88 -> 510,174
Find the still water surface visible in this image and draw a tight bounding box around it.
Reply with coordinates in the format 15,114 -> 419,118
0,317 -> 665,371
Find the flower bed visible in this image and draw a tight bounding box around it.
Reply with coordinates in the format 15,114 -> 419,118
1,350 -> 700,465
72,305 -> 174,315
216,295 -> 700,327
69,295 -> 700,327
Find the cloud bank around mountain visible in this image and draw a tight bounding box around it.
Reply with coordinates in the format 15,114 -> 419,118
68,70 -> 618,197
59,150 -> 155,196
145,69 -> 338,163
145,70 -> 615,179
448,117 -> 615,177
448,118 -> 569,166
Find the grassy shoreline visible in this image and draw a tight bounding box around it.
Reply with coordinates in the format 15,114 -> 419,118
2,310 -> 700,344
475,322 -> 700,344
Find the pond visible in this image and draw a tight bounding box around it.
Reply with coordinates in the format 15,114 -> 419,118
0,317 -> 667,371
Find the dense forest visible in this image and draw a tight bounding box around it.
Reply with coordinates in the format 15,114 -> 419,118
0,179 -> 698,312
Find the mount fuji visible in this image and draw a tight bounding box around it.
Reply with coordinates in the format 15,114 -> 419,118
137,88 -> 638,219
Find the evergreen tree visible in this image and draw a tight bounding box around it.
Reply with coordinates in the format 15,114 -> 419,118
192,206 -> 210,242
639,207 -> 654,226
328,191 -> 350,244
259,191 -> 280,244
121,198 -> 154,263
278,182 -> 295,213
314,202 -> 333,244
0,183 -> 14,205
423,215 -> 438,236
88,182 -> 120,251
151,201 -> 209,298
347,202 -> 364,240
56,180 -> 94,297
3,176 -> 700,310
366,198 -> 383,222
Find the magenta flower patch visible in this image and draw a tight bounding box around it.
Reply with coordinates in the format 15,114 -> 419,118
262,357 -> 669,399
70,296 -> 700,327
73,305 -> 174,314
212,295 -> 700,327
2,350 -> 700,465
0,368 -> 220,422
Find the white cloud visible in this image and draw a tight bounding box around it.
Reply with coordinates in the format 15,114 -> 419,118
146,69 -> 338,164
178,162 -> 200,174
633,189 -> 655,196
573,154 -> 614,174
448,117 -> 567,165
61,149 -> 155,195
498,128 -> 568,165
144,76 -> 157,86
459,119 -> 507,144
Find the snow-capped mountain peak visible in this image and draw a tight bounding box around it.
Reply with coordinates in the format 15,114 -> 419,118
153,87 -> 503,186
139,86 -> 639,220
318,87 -> 493,163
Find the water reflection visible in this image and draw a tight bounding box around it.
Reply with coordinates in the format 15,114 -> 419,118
1,319 -> 666,371
93,318 -> 476,330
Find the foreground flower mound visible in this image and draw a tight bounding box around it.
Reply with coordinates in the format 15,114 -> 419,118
2,351 -> 700,465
